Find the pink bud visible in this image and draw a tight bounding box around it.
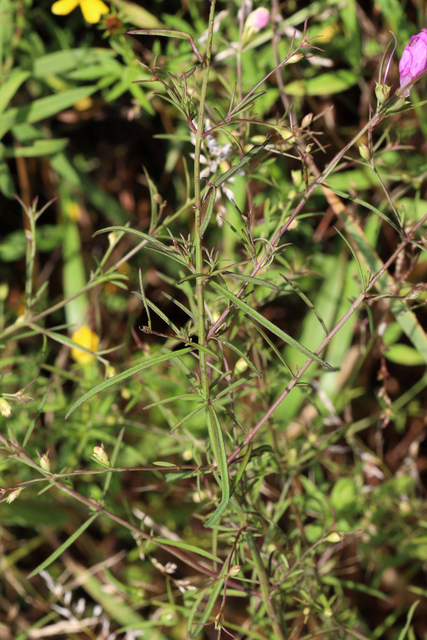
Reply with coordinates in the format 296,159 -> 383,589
246,8 -> 270,32
399,29 -> 427,96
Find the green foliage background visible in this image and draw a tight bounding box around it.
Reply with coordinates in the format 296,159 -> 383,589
1,0 -> 427,639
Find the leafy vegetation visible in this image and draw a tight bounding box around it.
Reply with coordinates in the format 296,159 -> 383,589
1,1 -> 427,639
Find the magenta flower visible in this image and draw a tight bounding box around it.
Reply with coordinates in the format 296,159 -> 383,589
245,8 -> 270,32
399,28 -> 427,96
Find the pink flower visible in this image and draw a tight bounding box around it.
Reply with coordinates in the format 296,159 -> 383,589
246,7 -> 270,32
399,28 -> 427,96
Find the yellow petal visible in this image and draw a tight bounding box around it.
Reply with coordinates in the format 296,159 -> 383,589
80,0 -> 109,23
71,326 -> 100,364
51,0 -> 79,15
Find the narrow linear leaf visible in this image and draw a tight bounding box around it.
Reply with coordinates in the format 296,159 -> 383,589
216,338 -> 262,378
213,372 -> 257,402
250,320 -> 293,376
322,183 -> 403,235
133,291 -> 179,334
204,407 -> 230,528
154,538 -> 221,562
281,274 -> 329,336
223,270 -> 279,292
143,393 -> 200,410
190,578 -> 223,639
162,291 -> 197,322
66,348 -> 192,418
170,404 -> 205,433
397,600 -> 420,640
211,281 -> 334,371
200,187 -> 216,238
94,226 -> 186,266
335,227 -> 367,290
27,513 -> 98,578
230,444 -> 252,496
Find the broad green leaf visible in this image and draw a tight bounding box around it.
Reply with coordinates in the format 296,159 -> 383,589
0,161 -> 14,198
32,48 -> 116,78
111,0 -> 163,28
0,69 -> 30,114
384,344 -> 427,366
3,138 -> 69,158
0,86 -> 98,139
211,281 -> 334,371
330,477 -> 357,513
340,0 -> 362,68
286,70 -> 359,96
65,348 -> 192,417
398,197 -> 427,223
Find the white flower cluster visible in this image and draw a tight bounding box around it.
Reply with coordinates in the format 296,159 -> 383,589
39,569 -> 144,639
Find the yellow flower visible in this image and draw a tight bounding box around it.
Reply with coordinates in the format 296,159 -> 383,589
51,0 -> 109,23
71,325 -> 100,364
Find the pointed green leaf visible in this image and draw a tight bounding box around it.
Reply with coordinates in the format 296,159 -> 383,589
66,348 -> 192,418
211,281 -> 334,371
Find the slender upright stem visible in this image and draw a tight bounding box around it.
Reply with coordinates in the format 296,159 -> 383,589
193,0 -> 216,399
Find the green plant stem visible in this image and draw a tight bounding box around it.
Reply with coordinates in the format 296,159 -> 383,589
227,209 -> 427,464
193,0 -> 216,404
0,430 -> 258,594
246,531 -> 286,640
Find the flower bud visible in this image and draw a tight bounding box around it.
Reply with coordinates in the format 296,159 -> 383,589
375,82 -> 391,106
287,52 -> 304,65
108,232 -> 117,248
0,398 -> 12,418
358,143 -> 371,161
301,113 -> 313,129
6,488 -> 22,504
399,29 -> 427,97
245,8 -> 270,31
39,453 -> 51,472
92,444 -> 111,467
291,170 -> 302,188
242,8 -> 270,46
